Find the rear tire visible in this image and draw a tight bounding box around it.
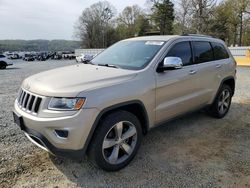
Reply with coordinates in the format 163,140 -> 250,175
207,84 -> 232,118
88,110 -> 142,171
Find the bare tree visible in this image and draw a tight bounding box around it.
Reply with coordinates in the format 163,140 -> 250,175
116,5 -> 147,37
176,0 -> 192,33
75,1 -> 116,48
190,0 -> 217,33
117,5 -> 143,26
74,0 -> 250,47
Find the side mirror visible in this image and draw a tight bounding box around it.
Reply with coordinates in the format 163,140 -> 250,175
157,57 -> 183,72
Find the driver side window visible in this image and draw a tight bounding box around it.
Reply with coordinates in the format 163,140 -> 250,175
166,41 -> 193,66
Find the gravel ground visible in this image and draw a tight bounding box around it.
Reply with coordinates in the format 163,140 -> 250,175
0,60 -> 250,188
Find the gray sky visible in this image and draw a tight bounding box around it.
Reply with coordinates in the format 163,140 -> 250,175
0,0 -> 146,40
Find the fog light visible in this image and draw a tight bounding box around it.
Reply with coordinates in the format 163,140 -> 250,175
54,130 -> 68,138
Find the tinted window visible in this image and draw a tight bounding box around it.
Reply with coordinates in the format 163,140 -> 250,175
193,41 -> 214,63
0,55 -> 5,58
166,41 -> 193,66
211,42 -> 229,60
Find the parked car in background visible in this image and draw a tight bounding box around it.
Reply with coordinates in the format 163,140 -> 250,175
51,52 -> 62,60
62,51 -> 76,60
9,53 -> 21,59
4,53 -> 14,59
36,52 -> 49,61
0,55 -> 13,69
75,54 -> 83,62
76,54 -> 93,63
23,54 -> 35,61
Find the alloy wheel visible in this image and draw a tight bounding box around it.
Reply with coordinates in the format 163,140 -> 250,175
102,121 -> 137,165
218,89 -> 231,114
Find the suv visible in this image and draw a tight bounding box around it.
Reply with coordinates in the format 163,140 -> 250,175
13,35 -> 236,171
76,54 -> 94,63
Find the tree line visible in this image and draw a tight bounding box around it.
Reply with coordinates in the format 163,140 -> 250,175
75,0 -> 250,48
0,40 -> 81,53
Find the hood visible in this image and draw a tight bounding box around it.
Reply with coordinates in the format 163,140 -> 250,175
22,64 -> 137,97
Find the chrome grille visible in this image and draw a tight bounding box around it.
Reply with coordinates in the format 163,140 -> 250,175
17,89 -> 42,114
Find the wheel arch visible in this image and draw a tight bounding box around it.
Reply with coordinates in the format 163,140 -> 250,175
85,100 -> 149,152
222,77 -> 235,95
213,76 -> 235,104
0,61 -> 7,66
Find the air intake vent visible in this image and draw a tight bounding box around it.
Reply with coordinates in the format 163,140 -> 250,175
17,89 -> 43,114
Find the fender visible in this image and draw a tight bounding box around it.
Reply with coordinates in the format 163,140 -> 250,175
212,76 -> 235,104
83,100 -> 149,152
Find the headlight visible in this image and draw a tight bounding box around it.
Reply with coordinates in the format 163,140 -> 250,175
48,97 -> 86,111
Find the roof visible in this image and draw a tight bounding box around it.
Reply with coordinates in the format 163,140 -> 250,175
124,35 -> 179,41
123,34 -> 224,43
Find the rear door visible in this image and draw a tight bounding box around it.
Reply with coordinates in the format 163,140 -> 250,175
211,42 -> 231,76
191,41 -> 222,103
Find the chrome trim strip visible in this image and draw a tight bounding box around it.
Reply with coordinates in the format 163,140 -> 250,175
31,97 -> 38,112
18,90 -> 23,102
26,95 -> 32,110
24,132 -> 50,152
20,91 -> 25,105
17,88 -> 44,115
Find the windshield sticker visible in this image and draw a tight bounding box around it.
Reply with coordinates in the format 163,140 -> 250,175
145,41 -> 164,46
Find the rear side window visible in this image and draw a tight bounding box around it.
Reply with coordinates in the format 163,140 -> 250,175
193,41 -> 214,63
166,41 -> 193,66
211,42 -> 229,60
0,55 -> 5,58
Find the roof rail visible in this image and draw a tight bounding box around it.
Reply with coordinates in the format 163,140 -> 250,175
181,33 -> 213,38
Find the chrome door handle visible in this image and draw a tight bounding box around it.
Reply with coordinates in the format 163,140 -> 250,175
216,64 -> 222,68
189,70 -> 197,75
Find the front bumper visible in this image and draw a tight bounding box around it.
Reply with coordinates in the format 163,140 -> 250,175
13,99 -> 99,158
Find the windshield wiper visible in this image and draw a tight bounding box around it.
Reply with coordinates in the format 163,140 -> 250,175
97,64 -> 119,69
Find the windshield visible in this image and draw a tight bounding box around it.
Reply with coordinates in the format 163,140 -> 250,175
91,40 -> 165,70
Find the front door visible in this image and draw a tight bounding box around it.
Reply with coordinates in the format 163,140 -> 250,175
155,41 -> 205,123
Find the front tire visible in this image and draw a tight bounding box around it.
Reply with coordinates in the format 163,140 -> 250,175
0,65 -> 6,69
0,62 -> 7,69
208,84 -> 232,118
88,111 -> 142,171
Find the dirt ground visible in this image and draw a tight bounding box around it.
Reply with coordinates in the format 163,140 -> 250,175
0,60 -> 249,188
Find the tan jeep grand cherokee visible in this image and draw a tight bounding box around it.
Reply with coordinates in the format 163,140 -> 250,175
13,35 -> 236,171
